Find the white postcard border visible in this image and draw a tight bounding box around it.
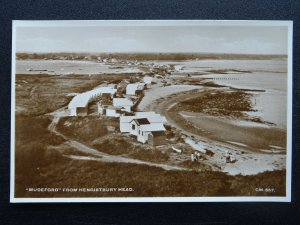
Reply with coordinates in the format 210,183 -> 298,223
10,20 -> 293,203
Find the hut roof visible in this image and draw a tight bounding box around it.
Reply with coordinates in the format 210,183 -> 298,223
113,98 -> 133,107
68,87 -> 117,108
139,123 -> 166,132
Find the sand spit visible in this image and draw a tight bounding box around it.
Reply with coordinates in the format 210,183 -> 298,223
138,85 -> 202,111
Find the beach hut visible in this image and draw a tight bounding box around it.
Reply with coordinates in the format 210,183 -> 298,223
106,106 -> 123,117
68,87 -> 117,116
143,76 -> 153,85
136,123 -> 166,144
130,118 -> 151,136
113,98 -> 133,112
119,112 -> 166,133
126,83 -> 145,95
119,112 -> 167,145
148,131 -> 168,146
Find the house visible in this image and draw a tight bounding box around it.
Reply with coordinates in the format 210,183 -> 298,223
68,87 -> 117,116
119,112 -> 166,133
97,102 -> 111,115
120,116 -> 141,133
130,118 -> 166,145
126,84 -> 137,95
130,118 -> 150,136
120,112 -> 167,145
126,83 -> 146,95
135,85 -> 145,95
106,106 -> 123,117
113,98 -> 133,112
143,76 -> 153,85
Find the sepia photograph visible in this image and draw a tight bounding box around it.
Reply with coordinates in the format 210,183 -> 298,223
10,20 -> 292,202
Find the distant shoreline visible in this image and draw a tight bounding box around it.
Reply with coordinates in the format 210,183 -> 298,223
16,52 -> 287,61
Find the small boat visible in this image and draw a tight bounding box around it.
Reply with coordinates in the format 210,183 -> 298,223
171,145 -> 182,153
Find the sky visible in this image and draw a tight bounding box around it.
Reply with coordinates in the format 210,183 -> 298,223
15,24 -> 288,54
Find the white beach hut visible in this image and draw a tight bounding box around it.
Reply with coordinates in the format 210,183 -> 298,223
143,76 -> 153,85
113,98 -> 133,112
136,122 -> 166,144
106,106 -> 123,117
126,83 -> 145,95
68,87 -> 117,116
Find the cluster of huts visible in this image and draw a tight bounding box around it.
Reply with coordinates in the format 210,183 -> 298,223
67,75 -> 168,146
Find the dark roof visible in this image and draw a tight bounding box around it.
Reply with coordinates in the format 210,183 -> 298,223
133,118 -> 150,125
150,131 -> 166,137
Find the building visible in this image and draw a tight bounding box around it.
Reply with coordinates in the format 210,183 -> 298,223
119,112 -> 166,133
143,76 -> 153,85
126,83 -> 146,95
148,131 -> 167,146
113,98 -> 133,112
106,106 -> 123,117
111,58 -> 117,63
97,102 -> 112,115
68,87 -> 117,116
120,112 -> 167,145
130,118 -> 167,145
130,118 -> 150,136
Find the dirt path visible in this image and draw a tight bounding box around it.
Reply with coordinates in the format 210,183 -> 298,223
66,140 -> 188,171
47,107 -> 69,139
29,86 -> 37,98
138,85 -> 202,111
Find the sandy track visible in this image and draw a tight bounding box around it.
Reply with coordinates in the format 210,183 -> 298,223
66,140 -> 188,171
29,86 -> 37,98
138,85 -> 202,111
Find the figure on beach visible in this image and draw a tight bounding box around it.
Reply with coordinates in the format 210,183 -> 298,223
225,150 -> 230,163
191,153 -> 195,162
225,150 -> 236,163
230,153 -> 236,163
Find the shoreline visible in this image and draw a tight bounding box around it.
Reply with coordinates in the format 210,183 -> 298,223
139,86 -> 286,175
142,86 -> 287,151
